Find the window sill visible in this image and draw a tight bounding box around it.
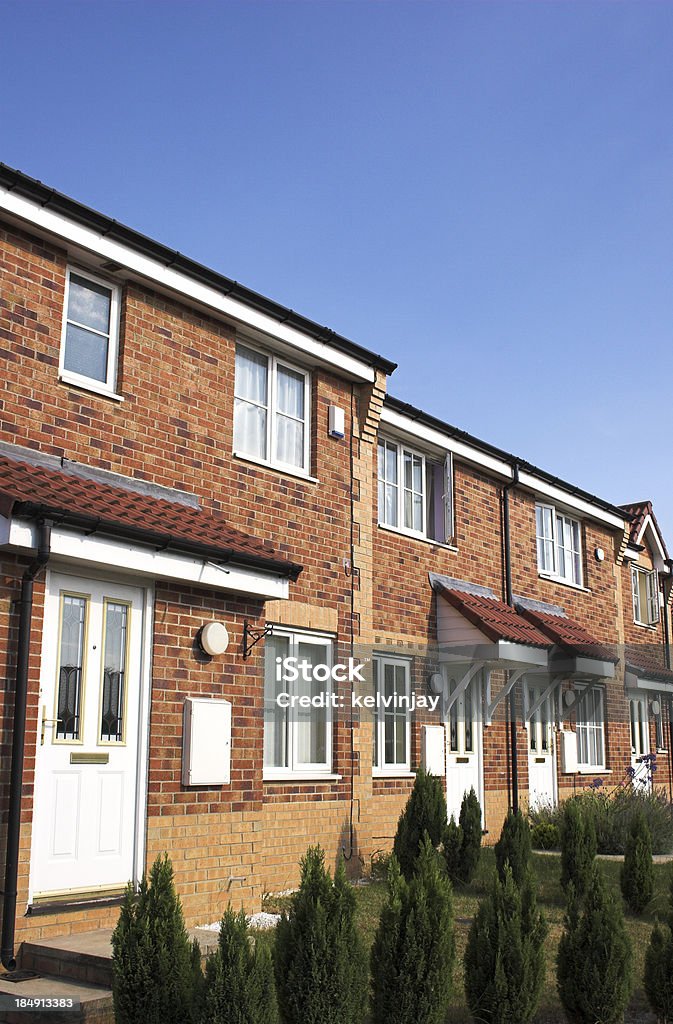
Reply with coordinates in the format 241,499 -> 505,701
633,621 -> 660,631
576,768 -> 611,775
233,452 -> 318,484
377,523 -> 457,551
538,573 -> 590,594
263,773 -> 342,783
372,769 -> 415,778
59,372 -> 124,403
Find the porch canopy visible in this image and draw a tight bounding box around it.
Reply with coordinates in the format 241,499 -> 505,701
625,645 -> 673,695
515,598 -> 618,681
430,573 -> 550,722
0,448 -> 302,598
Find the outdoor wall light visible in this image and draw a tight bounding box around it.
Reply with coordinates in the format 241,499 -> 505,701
196,621 -> 230,657
428,672 -> 444,695
650,699 -> 661,716
594,547 -> 605,561
563,689 -> 576,708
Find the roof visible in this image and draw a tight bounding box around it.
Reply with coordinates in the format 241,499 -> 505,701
0,454 -> 302,580
385,395 -> 632,522
625,644 -> 673,683
517,606 -> 619,664
619,500 -> 670,560
434,582 -> 550,647
0,163 -> 397,377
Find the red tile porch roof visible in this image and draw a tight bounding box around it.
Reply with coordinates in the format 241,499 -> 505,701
625,644 -> 673,684
435,584 -> 551,647
0,454 -> 302,579
517,606 -> 619,663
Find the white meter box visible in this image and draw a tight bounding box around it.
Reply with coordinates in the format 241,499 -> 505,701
182,697 -> 231,786
560,729 -> 578,774
422,725 -> 446,777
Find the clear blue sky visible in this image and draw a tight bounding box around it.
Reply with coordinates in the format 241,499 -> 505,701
4,1 -> 673,538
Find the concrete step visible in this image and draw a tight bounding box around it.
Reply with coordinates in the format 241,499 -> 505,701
0,971 -> 112,1023
20,930 -> 115,989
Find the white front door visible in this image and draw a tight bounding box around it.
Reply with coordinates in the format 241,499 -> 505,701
629,694 -> 651,789
445,672 -> 482,823
30,572 -> 146,901
526,684 -> 556,811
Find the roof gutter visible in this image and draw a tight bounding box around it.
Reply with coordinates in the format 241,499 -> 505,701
13,502 -> 303,582
2,519 -> 52,970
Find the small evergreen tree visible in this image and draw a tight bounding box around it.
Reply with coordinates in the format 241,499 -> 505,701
494,810 -> 531,887
201,907 -> 278,1024
274,846 -> 367,1024
644,869 -> 673,1023
442,815 -> 463,883
557,867 -> 633,1024
393,768 -> 447,880
458,787 -> 483,883
464,863 -> 546,1024
560,799 -> 597,899
112,854 -> 199,1024
620,810 -> 654,914
370,836 -> 455,1024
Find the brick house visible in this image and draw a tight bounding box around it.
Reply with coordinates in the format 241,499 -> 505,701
0,164 -> 672,962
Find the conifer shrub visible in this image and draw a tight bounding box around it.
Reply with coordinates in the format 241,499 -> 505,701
560,798 -> 597,899
458,787 -> 483,883
274,846 -> 367,1024
620,810 -> 654,914
201,907 -> 278,1024
370,835 -> 455,1024
644,870 -> 673,1024
393,768 -> 447,880
464,863 -> 546,1024
442,789 -> 483,884
111,853 -> 200,1024
557,867 -> 633,1024
494,809 -> 531,887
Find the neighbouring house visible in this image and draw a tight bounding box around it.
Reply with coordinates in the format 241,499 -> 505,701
0,164 -> 671,964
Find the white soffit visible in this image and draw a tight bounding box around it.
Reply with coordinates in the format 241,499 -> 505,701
1,517 -> 290,600
0,187 -> 376,384
380,407 -> 626,530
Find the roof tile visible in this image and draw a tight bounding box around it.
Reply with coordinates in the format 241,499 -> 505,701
517,606 -> 618,663
436,585 -> 550,647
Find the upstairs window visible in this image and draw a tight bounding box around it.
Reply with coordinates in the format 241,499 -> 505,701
377,438 -> 453,543
234,343 -> 309,473
60,268 -> 120,393
536,504 -> 583,586
631,566 -> 659,626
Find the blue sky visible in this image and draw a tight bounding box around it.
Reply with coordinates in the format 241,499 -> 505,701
3,1 -> 673,537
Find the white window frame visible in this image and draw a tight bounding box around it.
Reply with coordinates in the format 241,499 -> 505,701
59,266 -> 121,396
575,685 -> 606,770
372,655 -> 411,774
535,503 -> 583,586
655,694 -> 668,752
377,437 -> 453,543
234,342 -> 310,474
263,628 -> 333,778
631,566 -> 659,627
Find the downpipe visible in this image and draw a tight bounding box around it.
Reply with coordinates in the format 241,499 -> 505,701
1,520 -> 51,970
502,464 -> 520,815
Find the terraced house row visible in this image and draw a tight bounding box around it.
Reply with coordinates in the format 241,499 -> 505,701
0,163 -> 671,959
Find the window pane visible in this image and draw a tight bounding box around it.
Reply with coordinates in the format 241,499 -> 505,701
264,635 -> 289,768
64,323 -> 109,382
234,398 -> 267,459
56,595 -> 86,740
275,414 -> 304,467
295,641 -> 328,766
100,602 -> 127,743
276,365 -> 304,419
235,346 -> 268,404
68,274 -> 111,334
385,482 -> 398,527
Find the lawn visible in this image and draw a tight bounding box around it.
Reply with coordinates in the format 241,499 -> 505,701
263,849 -> 670,1024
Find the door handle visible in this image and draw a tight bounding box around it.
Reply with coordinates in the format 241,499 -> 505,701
40,705 -> 59,745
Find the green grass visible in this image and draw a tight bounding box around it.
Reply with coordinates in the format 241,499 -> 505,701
262,849 -> 670,1022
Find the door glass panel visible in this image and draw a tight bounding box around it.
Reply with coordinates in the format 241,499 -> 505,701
56,595 -> 86,740
100,602 -> 128,742
464,684 -> 474,753
449,680 -> 458,751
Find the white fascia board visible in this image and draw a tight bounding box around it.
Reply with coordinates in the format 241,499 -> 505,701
636,515 -> 668,567
624,545 -> 641,563
0,187 -> 376,384
380,407 -> 511,479
3,518 -> 289,600
380,408 -> 626,530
